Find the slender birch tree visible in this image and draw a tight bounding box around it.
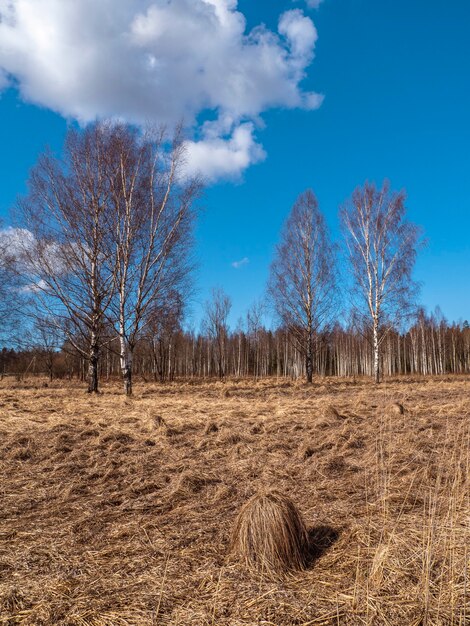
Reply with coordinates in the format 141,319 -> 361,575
203,288 -> 232,379
268,190 -> 337,383
104,123 -> 201,395
340,180 -> 421,383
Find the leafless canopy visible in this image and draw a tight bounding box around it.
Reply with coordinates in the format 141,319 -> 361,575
268,190 -> 337,382
203,288 -> 232,380
16,122 -> 201,393
101,123 -> 201,394
340,180 -> 422,382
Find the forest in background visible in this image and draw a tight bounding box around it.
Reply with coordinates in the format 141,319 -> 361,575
2,310 -> 470,383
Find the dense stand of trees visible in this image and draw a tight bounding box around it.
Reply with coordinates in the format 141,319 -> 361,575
1,313 -> 470,382
1,122 -> 467,389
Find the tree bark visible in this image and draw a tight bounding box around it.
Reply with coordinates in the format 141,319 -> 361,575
119,334 -> 133,395
306,336 -> 314,384
87,335 -> 99,393
373,319 -> 380,384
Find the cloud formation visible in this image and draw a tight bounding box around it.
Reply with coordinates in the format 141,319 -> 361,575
184,124 -> 266,181
0,0 -> 322,180
304,0 -> 325,8
231,257 -> 249,269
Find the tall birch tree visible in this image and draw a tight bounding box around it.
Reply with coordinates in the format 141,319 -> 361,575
340,180 -> 421,383
268,190 -> 337,383
104,123 -> 201,395
203,288 -> 232,380
0,224 -> 18,343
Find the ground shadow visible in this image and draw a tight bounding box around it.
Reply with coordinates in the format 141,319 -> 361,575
306,525 -> 340,567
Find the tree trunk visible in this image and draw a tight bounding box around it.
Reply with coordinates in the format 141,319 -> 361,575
305,329 -> 315,384
87,335 -> 99,393
306,354 -> 313,383
119,335 -> 133,395
124,361 -> 132,395
373,320 -> 380,384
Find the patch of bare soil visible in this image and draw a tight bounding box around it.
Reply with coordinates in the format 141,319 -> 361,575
0,376 -> 468,625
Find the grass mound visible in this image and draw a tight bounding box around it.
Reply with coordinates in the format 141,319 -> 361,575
231,490 -> 308,576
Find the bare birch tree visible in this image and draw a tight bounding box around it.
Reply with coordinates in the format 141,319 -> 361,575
340,180 -> 421,383
203,288 -> 232,379
16,126 -> 115,392
246,300 -> 265,380
103,123 -> 201,395
268,190 -> 337,383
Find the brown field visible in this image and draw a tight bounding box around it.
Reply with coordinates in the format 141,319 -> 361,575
0,377 -> 469,625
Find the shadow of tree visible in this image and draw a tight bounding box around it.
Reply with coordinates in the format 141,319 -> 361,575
306,525 -> 339,567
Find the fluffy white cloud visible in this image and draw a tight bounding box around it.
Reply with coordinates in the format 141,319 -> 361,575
184,123 -> 266,181
279,9 -> 318,59
0,0 -> 322,180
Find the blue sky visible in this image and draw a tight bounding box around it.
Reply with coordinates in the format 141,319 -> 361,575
0,0 -> 469,329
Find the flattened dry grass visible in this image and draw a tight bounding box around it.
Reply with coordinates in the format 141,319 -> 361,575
0,376 -> 469,625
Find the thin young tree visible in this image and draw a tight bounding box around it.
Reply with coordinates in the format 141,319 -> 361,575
203,288 -> 232,379
268,190 -> 337,383
103,123 -> 201,395
16,126 -> 116,393
340,180 -> 422,383
246,300 -> 265,379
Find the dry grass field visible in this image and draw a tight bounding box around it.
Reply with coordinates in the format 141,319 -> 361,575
0,377 -> 469,625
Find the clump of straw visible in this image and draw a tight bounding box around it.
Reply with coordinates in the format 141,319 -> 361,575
231,490 -> 309,576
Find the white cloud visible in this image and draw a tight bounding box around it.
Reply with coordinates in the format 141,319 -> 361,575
0,227 -> 34,259
184,123 -> 265,181
0,227 -> 67,277
231,257 -> 249,269
0,0 -> 323,180
279,9 -> 318,59
20,279 -> 49,294
304,0 -> 325,8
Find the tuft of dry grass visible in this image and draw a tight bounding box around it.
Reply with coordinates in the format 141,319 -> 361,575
230,490 -> 309,576
323,404 -> 341,419
391,401 -> 405,414
0,375 -> 469,624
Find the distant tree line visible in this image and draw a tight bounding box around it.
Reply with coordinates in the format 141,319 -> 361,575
1,121 -> 465,391
1,312 -> 469,383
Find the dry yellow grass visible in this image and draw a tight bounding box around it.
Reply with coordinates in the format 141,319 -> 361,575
0,376 -> 469,625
